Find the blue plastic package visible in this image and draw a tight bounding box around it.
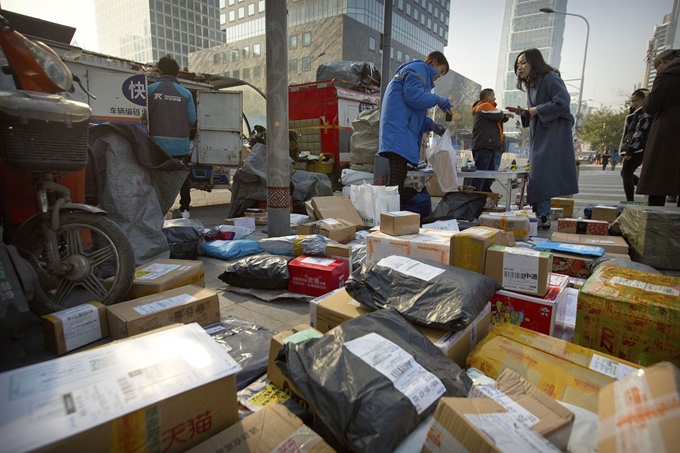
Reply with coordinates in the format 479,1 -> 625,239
203,239 -> 263,260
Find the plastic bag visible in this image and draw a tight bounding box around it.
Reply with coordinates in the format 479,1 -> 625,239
345,256 -> 499,331
588,256 -> 659,274
205,224 -> 252,241
162,218 -> 206,260
349,183 -> 400,227
219,255 -> 291,289
203,239 -> 263,260
275,308 -> 472,452
204,317 -> 274,390
258,234 -> 332,257
422,191 -> 487,222
426,130 -> 458,192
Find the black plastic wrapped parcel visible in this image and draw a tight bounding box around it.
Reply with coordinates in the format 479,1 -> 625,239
345,256 -> 499,331
275,308 -> 472,452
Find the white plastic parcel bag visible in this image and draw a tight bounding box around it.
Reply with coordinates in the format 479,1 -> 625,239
349,183 -> 400,227
426,129 -> 458,193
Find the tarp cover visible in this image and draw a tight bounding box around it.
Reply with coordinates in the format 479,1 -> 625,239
345,256 -> 499,331
275,308 -> 472,452
316,61 -> 381,88
88,122 -> 188,265
219,254 -> 290,289
228,143 -> 332,218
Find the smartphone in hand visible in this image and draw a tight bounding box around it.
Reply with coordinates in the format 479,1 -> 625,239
505,106 -> 520,114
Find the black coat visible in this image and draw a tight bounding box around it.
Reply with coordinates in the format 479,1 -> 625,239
637,58 -> 680,196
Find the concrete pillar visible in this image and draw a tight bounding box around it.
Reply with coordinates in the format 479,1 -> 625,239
265,0 -> 291,237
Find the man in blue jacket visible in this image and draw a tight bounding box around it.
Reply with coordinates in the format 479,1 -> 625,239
148,55 -> 197,218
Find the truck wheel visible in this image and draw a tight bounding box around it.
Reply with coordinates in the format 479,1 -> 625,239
11,212 -> 135,316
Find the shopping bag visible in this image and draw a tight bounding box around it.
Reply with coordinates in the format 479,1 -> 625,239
349,183 -> 399,227
426,129 -> 459,192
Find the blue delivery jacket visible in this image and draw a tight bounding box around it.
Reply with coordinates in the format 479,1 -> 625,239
379,60 -> 441,165
148,75 -> 197,157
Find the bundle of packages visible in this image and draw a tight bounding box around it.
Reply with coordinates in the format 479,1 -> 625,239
345,255 -> 499,331
275,308 -> 472,452
218,255 -> 290,289
258,234 -> 332,257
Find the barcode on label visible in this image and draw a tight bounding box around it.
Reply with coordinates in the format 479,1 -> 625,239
504,271 -> 538,280
117,377 -> 136,402
390,360 -> 414,380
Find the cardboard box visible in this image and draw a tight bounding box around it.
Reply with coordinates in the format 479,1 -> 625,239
575,264 -> 680,367
186,403 -> 333,453
598,362 -> 680,453
422,397 -> 560,453
471,369 -> 575,451
42,302 -> 109,356
287,255 -> 349,297
591,205 -> 619,223
311,196 -> 364,227
466,323 -> 641,413
484,245 -> 552,297
267,324 -> 322,413
551,198 -> 575,218
490,273 -> 570,336
106,285 -> 221,339
366,228 -> 457,265
380,211 -> 421,236
551,251 -> 595,279
557,218 -> 609,235
245,209 -> 268,225
450,226 -> 502,273
297,217 -> 356,243
551,232 -> 629,255
614,205 -> 680,270
326,243 -> 353,273
310,288 -> 491,368
111,259 -> 205,300
479,213 -> 531,241
1,324 -> 240,453
222,216 -> 256,231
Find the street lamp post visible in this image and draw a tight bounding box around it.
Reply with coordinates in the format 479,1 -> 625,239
302,51 -> 326,84
540,7 -> 590,131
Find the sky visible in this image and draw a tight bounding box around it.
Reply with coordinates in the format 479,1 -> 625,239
1,0 -> 675,109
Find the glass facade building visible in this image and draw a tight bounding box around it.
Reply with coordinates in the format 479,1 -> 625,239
94,0 -> 225,69
495,0 -> 567,135
190,0 -> 450,87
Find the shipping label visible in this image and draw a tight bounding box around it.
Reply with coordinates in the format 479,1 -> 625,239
132,294 -> 198,315
53,304 -> 103,351
609,277 -> 680,297
301,257 -> 336,266
472,385 -> 540,427
465,413 -> 561,452
589,354 -> 637,380
377,256 -> 445,281
344,333 -> 445,414
502,249 -> 540,293
135,263 -> 180,280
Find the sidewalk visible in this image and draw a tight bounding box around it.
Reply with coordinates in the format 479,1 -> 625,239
1,197 -> 562,373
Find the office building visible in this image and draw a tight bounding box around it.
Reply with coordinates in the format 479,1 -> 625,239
188,0 -> 451,88
643,0 -> 680,90
495,0 -> 567,135
93,0 -> 225,70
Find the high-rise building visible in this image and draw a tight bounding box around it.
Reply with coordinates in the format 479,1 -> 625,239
495,0 -> 567,135
93,0 -> 225,70
188,1 -> 450,88
643,2 -> 679,90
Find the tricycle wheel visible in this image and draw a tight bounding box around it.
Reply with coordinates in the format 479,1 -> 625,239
11,212 -> 135,316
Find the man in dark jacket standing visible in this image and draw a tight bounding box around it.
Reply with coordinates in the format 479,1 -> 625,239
148,55 -> 197,218
471,89 -> 512,192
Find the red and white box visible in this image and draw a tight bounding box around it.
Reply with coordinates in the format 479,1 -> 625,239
287,255 -> 349,297
557,218 -> 609,235
490,273 -> 570,337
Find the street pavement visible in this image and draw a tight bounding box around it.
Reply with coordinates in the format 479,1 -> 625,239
0,164 -> 632,372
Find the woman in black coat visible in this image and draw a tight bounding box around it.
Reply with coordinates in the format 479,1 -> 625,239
637,49 -> 680,206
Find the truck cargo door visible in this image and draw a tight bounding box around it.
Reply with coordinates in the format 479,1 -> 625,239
195,90 -> 243,166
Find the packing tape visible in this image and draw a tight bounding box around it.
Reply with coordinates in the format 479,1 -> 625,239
272,425 -> 323,453
293,236 -> 304,256
598,369 -> 680,452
